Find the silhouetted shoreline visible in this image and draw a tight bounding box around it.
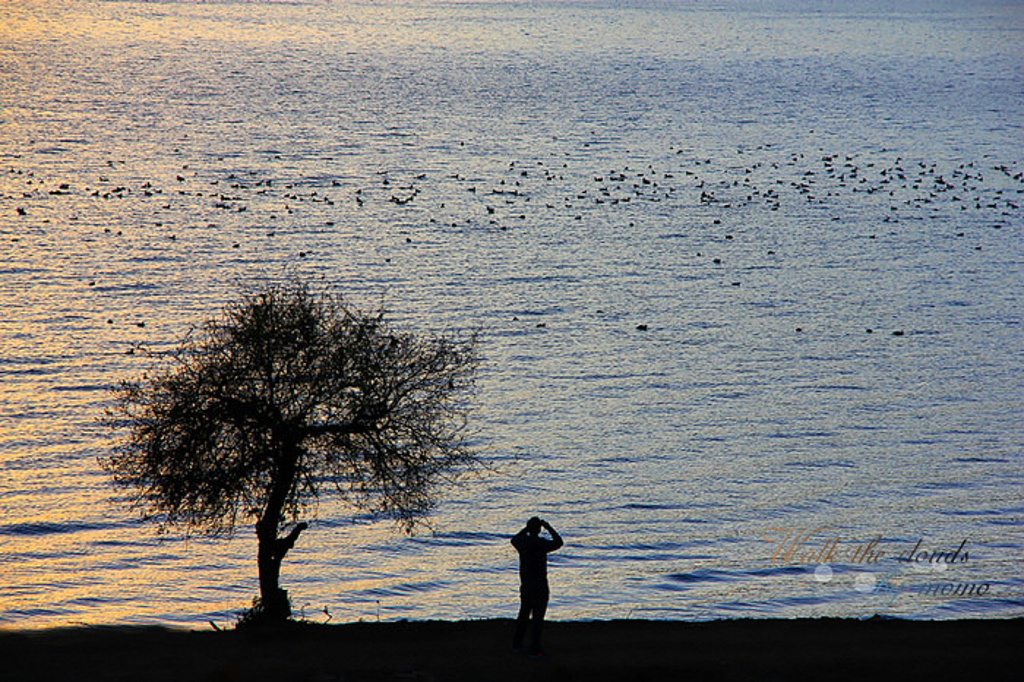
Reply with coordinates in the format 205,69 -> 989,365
2,617 -> 1019,681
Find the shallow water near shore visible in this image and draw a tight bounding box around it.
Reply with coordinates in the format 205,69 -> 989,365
1,0 -> 1022,629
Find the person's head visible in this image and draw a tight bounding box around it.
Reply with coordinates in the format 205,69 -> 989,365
526,516 -> 542,536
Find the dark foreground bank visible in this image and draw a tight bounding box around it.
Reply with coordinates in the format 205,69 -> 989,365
2,618 -> 1020,681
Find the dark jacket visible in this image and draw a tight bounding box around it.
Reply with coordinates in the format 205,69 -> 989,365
511,528 -> 563,592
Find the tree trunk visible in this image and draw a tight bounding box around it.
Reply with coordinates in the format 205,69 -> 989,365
255,520 -> 307,621
256,534 -> 289,621
254,445 -> 304,622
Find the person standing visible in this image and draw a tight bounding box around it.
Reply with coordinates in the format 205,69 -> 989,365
511,516 -> 563,655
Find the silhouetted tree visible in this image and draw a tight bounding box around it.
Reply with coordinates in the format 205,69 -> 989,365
103,282 -> 479,623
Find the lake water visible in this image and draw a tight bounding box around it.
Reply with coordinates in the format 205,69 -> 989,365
1,0 -> 1022,630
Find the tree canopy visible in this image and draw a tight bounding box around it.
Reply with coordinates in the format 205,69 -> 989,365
103,281 -> 479,620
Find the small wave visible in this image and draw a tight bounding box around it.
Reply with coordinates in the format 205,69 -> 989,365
806,384 -> 869,391
362,580 -> 448,598
602,541 -> 691,553
428,530 -> 505,546
938,508 -> 1001,517
953,456 -> 1009,463
667,568 -> 733,584
763,593 -> 839,608
784,459 -> 855,468
51,384 -> 111,394
766,430 -> 836,439
0,520 -> 113,537
743,565 -> 810,578
0,606 -> 70,623
619,502 -> 686,511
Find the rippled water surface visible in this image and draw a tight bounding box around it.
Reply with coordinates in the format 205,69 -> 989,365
1,0 -> 1022,629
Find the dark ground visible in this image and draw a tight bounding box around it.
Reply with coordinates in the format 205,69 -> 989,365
1,618 -> 1020,681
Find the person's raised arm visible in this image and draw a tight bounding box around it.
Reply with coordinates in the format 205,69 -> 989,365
542,520 -> 563,551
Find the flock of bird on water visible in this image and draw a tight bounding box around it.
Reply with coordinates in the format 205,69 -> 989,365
4,141 -> 1021,341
